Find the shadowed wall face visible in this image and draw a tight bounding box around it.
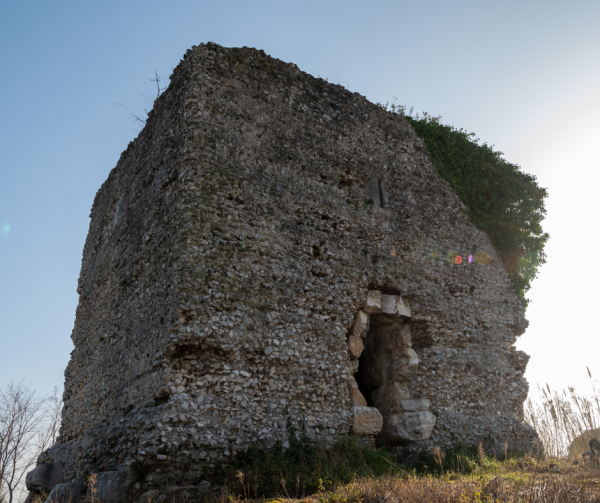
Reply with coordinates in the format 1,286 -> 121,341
49,43 -> 537,480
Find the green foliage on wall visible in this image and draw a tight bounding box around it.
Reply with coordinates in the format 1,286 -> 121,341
395,109 -> 548,304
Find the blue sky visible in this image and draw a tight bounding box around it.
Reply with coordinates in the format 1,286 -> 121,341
2,0 -> 600,399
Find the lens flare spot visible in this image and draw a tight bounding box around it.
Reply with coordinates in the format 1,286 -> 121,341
454,255 -> 463,265
473,251 -> 493,265
391,249 -> 397,257
468,254 -> 473,263
2,224 -> 10,235
446,249 -> 457,264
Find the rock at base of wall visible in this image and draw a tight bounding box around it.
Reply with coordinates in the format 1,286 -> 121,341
87,471 -> 129,503
381,411 -> 436,443
43,482 -> 86,503
26,463 -> 64,493
139,490 -> 160,502
352,406 -> 383,434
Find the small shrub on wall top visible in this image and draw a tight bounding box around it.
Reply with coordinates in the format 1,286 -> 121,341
405,113 -> 548,305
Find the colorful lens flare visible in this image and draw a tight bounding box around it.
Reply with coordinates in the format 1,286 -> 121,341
1,224 -> 10,235
430,248 -> 492,266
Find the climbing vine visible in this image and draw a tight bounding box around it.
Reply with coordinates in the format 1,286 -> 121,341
378,104 -> 548,304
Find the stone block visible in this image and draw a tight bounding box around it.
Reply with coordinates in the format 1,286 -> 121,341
404,411 -> 436,440
26,463 -> 64,493
87,471 -> 129,503
380,295 -> 397,315
395,297 -> 411,317
381,411 -> 436,442
352,406 -> 383,435
347,335 -> 364,359
43,482 -> 86,503
372,382 -> 410,415
348,377 -> 367,406
401,398 -> 430,411
364,290 -> 381,314
365,177 -> 381,206
352,311 -> 370,338
381,412 -> 411,441
393,347 -> 420,381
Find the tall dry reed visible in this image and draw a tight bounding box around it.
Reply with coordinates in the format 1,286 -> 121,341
525,368 -> 600,459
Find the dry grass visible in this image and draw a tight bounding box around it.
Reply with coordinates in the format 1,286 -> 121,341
526,371 -> 600,459
130,380 -> 600,503
140,458 -> 600,503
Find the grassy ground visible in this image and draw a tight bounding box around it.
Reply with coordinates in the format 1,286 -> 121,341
129,443 -> 600,503
129,380 -> 600,503
140,456 -> 600,502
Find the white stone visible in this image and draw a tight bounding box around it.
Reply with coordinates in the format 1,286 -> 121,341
352,311 -> 370,338
395,297 -> 411,317
382,411 -> 436,442
404,411 -> 436,440
381,295 -> 397,314
364,290 -> 381,314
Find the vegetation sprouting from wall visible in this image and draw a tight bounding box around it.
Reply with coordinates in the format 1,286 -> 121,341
379,103 -> 548,304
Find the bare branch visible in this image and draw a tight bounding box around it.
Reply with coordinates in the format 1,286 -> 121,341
0,382 -> 62,503
115,71 -> 168,131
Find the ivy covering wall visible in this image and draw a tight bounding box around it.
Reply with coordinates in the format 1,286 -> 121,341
405,114 -> 548,305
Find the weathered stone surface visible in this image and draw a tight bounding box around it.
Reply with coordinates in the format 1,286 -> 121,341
26,463 -> 63,493
352,311 -> 370,338
365,177 -> 381,207
379,180 -> 388,208
352,406 -> 383,434
347,335 -> 364,359
87,471 -> 129,503
43,483 -> 86,503
364,290 -> 382,314
196,481 -> 211,493
394,347 -> 420,382
380,295 -> 397,315
140,490 -> 160,502
404,411 -> 437,440
348,377 -> 367,406
382,411 -> 436,442
39,42 -> 538,479
395,297 -> 411,318
401,398 -> 431,411
372,382 -> 410,415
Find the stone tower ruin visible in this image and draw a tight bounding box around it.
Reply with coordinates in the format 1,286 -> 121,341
41,43 -> 537,482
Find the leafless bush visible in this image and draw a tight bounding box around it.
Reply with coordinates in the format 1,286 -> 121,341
0,382 -> 62,503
